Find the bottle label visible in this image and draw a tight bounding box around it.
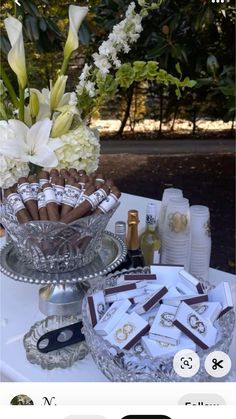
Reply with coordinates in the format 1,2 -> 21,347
146,214 -> 156,226
153,250 -> 160,264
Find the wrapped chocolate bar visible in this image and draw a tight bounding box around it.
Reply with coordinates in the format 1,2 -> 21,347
88,291 -> 106,327
105,288 -> 145,304
150,264 -> 183,288
105,312 -> 150,350
18,177 -> 39,220
104,282 -> 146,296
94,299 -> 131,336
5,189 -> 32,223
149,304 -> 182,345
173,301 -> 218,349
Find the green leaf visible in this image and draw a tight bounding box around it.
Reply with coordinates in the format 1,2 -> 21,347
175,62 -> 182,77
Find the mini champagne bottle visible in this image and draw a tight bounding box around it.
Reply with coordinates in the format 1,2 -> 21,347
140,203 -> 161,266
126,210 -> 145,268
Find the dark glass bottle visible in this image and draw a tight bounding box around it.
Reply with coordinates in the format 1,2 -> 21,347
126,210 -> 145,268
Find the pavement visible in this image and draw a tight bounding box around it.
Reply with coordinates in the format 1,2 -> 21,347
100,139 -> 235,155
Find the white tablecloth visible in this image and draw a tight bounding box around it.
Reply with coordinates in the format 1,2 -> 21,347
0,193 -> 235,382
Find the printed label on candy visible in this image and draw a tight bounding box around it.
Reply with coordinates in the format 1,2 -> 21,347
30,183 -> 39,200
53,185 -> 64,204
37,191 -> 46,209
98,193 -> 118,213
62,185 -> 80,207
7,193 -> 25,213
18,183 -> 33,202
43,187 -> 57,204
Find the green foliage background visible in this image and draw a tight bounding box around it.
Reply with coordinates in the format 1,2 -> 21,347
0,0 -> 235,132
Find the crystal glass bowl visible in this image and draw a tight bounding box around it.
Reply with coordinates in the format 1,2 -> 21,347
82,267 -> 235,382
0,202 -> 116,273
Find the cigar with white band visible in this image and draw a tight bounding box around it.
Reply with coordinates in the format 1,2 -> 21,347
18,177 -> 39,220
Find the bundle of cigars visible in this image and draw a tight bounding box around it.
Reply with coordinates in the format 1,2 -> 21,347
4,168 -> 121,224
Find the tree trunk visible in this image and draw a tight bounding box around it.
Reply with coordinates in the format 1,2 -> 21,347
171,103 -> 178,131
117,85 -> 134,136
158,87 -> 164,134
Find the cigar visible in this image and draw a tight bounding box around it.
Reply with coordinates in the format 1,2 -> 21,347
28,175 -> 39,200
39,170 -> 50,187
5,188 -> 32,223
94,186 -> 121,214
78,175 -> 90,189
68,168 -> 78,177
78,170 -> 87,177
94,174 -> 105,189
60,178 -> 82,217
60,184 -> 99,224
51,175 -> 65,206
75,181 -> 95,207
18,177 -> 39,220
37,189 -> 49,221
105,178 -> 115,189
42,183 -> 60,221
60,169 -> 69,179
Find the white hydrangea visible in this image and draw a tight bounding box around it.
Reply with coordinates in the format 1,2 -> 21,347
0,155 -> 29,189
55,124 -> 100,174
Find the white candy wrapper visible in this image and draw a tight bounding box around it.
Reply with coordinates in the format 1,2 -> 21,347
94,299 -> 131,336
173,301 -> 218,350
149,304 -> 181,345
105,312 -> 150,350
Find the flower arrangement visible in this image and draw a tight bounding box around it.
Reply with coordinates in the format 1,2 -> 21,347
0,1 -> 195,189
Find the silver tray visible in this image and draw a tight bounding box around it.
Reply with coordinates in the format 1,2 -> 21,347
0,231 -> 127,285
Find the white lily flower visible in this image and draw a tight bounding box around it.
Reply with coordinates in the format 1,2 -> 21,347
50,75 -> 68,111
64,5 -> 88,59
5,16 -> 27,89
8,118 -> 62,167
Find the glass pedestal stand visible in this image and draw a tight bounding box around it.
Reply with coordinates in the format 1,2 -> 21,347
0,231 -> 127,369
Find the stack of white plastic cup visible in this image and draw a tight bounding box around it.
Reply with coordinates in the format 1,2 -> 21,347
187,205 -> 211,281
158,188 -> 183,240
161,197 -> 190,267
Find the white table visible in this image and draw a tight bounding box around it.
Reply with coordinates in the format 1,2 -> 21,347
0,193 -> 235,382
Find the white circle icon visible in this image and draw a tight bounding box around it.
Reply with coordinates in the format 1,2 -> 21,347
173,349 -> 200,378
205,351 -> 232,378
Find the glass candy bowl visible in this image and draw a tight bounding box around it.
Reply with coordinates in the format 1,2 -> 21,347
0,202 -> 117,273
82,267 -> 235,382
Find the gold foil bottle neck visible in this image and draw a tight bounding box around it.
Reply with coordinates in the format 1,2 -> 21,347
127,209 -> 139,225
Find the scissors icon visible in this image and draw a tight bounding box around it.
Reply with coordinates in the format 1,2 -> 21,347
212,358 -> 224,370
